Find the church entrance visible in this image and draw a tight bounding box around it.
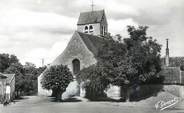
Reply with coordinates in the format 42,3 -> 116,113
72,59 -> 80,76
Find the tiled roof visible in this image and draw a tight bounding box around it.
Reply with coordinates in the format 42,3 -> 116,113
161,57 -> 184,67
77,31 -> 105,56
169,57 -> 184,67
77,10 -> 104,25
159,67 -> 182,84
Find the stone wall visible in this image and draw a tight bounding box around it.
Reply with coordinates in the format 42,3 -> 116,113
38,32 -> 97,96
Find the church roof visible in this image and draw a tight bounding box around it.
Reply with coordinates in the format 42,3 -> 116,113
77,31 -> 105,56
77,10 -> 105,25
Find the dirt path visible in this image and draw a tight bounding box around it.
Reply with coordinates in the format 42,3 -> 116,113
0,96 -> 183,113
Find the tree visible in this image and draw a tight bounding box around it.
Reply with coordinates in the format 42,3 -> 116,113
0,54 -> 19,72
41,65 -> 73,101
97,26 -> 162,101
4,62 -> 25,97
77,65 -> 110,100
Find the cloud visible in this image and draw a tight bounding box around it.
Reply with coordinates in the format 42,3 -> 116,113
0,0 -> 184,66
21,34 -> 71,67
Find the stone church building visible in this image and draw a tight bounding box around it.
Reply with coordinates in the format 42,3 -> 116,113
38,10 -> 119,97
38,9 -> 184,99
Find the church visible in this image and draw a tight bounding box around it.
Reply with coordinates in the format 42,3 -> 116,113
38,9 -> 184,99
37,9 -> 119,97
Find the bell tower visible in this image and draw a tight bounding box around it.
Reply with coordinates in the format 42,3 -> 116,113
77,10 -> 108,37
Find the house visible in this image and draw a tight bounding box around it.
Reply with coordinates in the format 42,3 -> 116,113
0,73 -> 15,103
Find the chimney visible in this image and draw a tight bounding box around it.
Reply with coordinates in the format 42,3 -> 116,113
165,39 -> 169,66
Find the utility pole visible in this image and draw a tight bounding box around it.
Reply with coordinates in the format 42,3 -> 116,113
91,0 -> 95,12
41,58 -> 44,67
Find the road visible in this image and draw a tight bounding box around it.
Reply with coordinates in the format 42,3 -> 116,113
0,96 -> 184,113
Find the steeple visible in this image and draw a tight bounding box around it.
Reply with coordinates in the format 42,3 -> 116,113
77,10 -> 108,36
165,39 -> 169,66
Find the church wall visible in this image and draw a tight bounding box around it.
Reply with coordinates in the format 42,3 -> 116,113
77,23 -> 101,36
51,32 -> 97,71
38,32 -> 97,96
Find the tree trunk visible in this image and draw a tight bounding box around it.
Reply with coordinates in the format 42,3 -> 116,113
120,85 -> 129,102
51,89 -> 57,97
55,90 -> 62,102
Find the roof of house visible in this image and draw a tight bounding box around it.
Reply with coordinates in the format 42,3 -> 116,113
169,57 -> 184,67
77,10 -> 105,25
159,67 -> 182,84
161,57 -> 184,67
0,73 -> 15,84
77,31 -> 105,56
0,73 -> 7,79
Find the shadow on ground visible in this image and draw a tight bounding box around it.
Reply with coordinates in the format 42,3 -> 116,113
12,96 -> 29,103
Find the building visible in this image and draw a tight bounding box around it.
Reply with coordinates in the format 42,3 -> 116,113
38,9 -> 184,99
159,39 -> 184,98
0,73 -> 15,103
38,9 -> 119,97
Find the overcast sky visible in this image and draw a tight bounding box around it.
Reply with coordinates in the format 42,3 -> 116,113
0,0 -> 183,67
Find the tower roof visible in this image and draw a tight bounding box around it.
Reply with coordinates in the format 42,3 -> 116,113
77,10 -> 105,25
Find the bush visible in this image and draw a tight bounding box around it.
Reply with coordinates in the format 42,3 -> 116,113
41,64 -> 73,101
77,65 -> 109,100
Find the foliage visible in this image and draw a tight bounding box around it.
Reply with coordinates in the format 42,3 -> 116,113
23,63 -> 46,95
4,62 -> 25,97
0,54 -> 19,72
77,65 -> 110,100
98,26 -> 162,86
41,64 -> 73,101
96,26 -> 162,100
1,53 -> 46,97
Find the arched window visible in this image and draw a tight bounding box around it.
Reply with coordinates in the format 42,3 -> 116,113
89,25 -> 93,33
72,59 -> 80,75
84,26 -> 88,33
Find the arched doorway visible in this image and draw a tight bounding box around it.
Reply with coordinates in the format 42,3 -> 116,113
72,59 -> 80,75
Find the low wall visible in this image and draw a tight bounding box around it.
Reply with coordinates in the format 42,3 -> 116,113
132,84 -> 184,100
110,84 -> 184,101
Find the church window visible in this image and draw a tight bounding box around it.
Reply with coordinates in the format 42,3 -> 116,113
84,26 -> 88,33
89,25 -> 93,33
72,59 -> 80,75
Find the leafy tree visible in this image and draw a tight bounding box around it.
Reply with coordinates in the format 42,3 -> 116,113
77,65 -> 110,100
4,62 -> 25,97
41,64 -> 73,101
97,26 -> 162,101
0,54 -> 19,72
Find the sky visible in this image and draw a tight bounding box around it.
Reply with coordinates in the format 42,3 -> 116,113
0,0 -> 183,67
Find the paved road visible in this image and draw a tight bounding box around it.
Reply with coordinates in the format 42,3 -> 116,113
0,96 -> 184,113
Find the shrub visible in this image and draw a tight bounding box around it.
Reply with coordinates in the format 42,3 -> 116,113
41,64 -> 73,101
